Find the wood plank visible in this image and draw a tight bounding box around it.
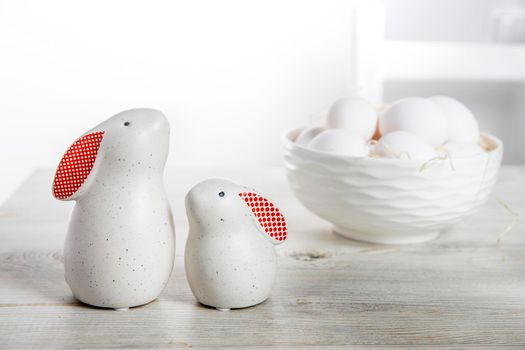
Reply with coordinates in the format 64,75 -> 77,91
0,167 -> 524,348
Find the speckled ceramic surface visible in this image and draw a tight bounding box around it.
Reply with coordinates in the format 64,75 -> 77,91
53,108 -> 175,309
184,179 -> 286,310
283,128 -> 503,245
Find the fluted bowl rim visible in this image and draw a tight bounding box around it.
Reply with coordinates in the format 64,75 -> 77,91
282,128 -> 503,166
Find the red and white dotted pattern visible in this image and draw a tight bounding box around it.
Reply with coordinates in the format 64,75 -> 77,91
239,192 -> 287,242
53,132 -> 104,199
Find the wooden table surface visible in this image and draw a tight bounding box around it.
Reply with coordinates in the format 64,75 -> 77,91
1,166 -> 524,349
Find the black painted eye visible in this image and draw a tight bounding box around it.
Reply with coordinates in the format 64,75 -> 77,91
218,191 -> 225,197
124,121 -> 130,126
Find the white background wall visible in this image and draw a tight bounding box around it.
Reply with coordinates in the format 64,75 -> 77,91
1,0 -> 379,204
2,0 -> 524,204
385,0 -> 525,42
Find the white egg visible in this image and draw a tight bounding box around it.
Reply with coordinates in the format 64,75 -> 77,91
309,129 -> 367,157
379,97 -> 448,147
327,96 -> 378,140
295,126 -> 324,146
373,131 -> 437,160
429,96 -> 480,143
440,142 -> 485,158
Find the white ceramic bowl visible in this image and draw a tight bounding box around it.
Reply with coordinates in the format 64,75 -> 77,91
283,129 -> 503,244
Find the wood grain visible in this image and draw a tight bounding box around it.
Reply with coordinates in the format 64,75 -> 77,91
0,167 -> 524,349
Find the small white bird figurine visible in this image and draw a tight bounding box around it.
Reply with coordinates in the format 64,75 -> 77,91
52,108 -> 175,310
184,178 -> 287,311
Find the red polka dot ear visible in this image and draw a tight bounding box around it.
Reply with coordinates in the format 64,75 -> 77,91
53,132 -> 104,200
239,192 -> 287,244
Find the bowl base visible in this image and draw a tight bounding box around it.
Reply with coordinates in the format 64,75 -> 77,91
333,226 -> 440,245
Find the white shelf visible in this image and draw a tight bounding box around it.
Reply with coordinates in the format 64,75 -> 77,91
383,40 -> 525,82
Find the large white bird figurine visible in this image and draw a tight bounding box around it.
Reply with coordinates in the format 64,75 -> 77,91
184,178 -> 287,310
52,108 -> 175,310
